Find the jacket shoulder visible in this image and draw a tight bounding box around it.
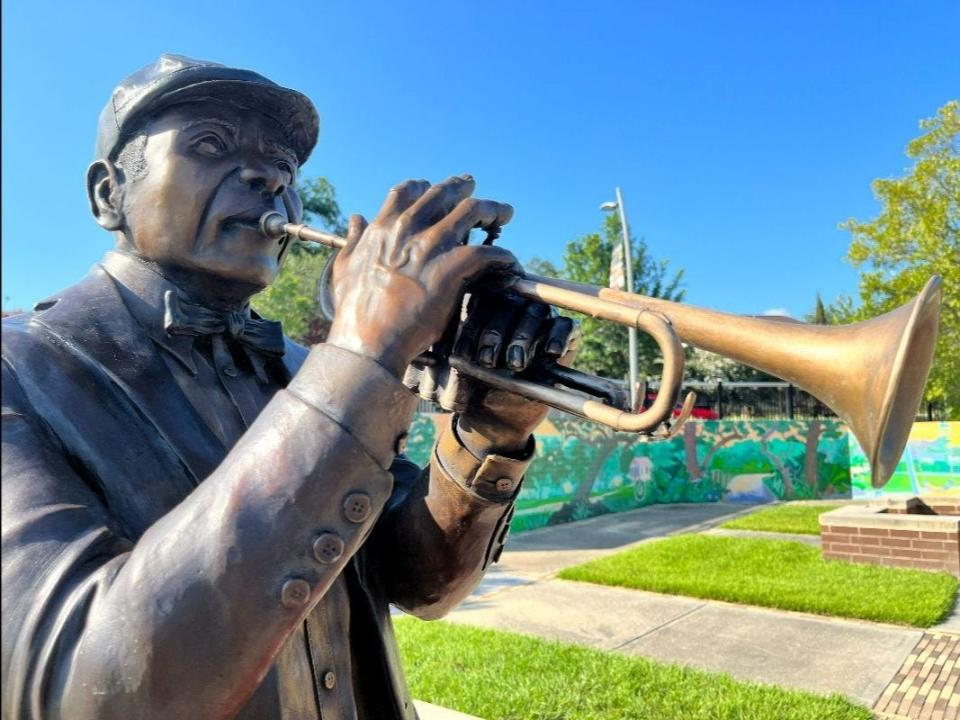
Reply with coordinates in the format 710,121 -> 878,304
2,268 -> 116,365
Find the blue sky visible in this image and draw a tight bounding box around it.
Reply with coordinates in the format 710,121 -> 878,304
3,0 -> 958,317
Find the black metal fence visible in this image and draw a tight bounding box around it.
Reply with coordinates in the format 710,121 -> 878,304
917,401 -> 950,422
671,381 -> 828,421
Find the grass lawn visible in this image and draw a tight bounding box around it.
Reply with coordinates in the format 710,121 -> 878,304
720,503 -> 842,535
557,535 -> 957,627
395,618 -> 872,720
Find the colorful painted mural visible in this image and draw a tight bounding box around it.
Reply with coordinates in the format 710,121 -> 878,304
403,413 -> 852,534
850,421 -> 960,498
405,413 -> 438,467
509,417 -> 851,532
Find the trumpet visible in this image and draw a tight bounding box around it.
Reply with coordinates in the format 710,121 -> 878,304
260,212 -> 942,488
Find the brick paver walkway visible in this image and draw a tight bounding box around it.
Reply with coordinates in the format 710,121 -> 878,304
873,631 -> 959,720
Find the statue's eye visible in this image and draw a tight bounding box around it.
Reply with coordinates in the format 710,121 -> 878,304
194,133 -> 228,156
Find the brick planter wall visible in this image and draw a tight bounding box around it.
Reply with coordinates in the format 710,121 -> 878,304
820,499 -> 960,577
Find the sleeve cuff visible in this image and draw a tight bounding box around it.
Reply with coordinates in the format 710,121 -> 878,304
433,413 -> 534,502
285,344 -> 418,469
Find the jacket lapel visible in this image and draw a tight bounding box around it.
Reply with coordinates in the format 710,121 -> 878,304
34,265 -> 226,486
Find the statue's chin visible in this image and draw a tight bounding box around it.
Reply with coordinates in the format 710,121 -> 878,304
151,261 -> 270,311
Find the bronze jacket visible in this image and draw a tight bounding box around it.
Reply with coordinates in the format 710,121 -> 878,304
1,262 -> 526,720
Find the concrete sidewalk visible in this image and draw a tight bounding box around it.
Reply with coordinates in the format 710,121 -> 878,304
442,503 -> 955,711
414,700 -> 483,720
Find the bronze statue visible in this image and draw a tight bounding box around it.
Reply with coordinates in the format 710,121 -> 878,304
1,51 -> 943,720
1,54 -> 577,719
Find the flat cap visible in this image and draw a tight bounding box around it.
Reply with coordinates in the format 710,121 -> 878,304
96,54 -> 319,166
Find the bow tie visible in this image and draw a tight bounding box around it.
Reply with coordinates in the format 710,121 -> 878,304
163,290 -> 285,384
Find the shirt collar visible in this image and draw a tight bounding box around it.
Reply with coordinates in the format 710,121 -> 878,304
100,251 -> 200,374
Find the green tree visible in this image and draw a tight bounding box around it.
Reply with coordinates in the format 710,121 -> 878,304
530,214 -> 685,382
839,100 -> 959,418
818,294 -> 860,325
812,293 -> 827,325
797,292 -> 843,326
252,177 -> 346,344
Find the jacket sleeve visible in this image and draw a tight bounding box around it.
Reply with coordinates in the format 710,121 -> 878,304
361,413 -> 534,619
1,344 -> 416,720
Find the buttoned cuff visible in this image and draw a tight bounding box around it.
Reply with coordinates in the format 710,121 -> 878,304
434,413 -> 534,502
286,344 -> 418,469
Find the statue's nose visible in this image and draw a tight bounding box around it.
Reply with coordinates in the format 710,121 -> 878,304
240,159 -> 285,198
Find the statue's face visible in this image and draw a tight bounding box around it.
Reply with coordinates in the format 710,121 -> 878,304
118,100 -> 299,291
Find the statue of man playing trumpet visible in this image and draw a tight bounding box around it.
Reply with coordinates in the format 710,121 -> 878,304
1,54 -> 578,720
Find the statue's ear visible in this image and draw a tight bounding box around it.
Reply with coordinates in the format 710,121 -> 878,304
86,159 -> 124,231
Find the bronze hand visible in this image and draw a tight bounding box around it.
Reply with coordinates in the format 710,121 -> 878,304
452,290 -> 581,455
325,175 -> 519,378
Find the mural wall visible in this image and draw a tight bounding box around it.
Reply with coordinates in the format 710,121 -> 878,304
404,414 -> 852,534
850,421 -> 960,498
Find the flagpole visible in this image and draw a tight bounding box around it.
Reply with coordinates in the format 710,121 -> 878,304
615,187 -> 639,411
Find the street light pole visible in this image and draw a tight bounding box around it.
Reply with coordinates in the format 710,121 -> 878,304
601,188 -> 639,410
616,188 -> 639,411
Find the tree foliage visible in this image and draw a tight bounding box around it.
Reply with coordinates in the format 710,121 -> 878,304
839,100 -> 959,418
252,177 -> 345,344
819,294 -> 860,326
812,293 -> 827,325
530,214 -> 684,381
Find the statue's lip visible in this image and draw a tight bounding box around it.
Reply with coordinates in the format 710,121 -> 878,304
223,207 -> 284,230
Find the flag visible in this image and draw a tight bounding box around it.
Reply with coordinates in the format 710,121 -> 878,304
609,240 -> 626,290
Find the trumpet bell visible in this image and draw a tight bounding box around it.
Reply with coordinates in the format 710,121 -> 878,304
858,275 -> 941,487
600,275 -> 943,488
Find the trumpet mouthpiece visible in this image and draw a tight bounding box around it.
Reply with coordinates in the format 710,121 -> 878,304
259,211 -> 287,240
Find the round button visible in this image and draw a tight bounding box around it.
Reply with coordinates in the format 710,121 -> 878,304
323,671 -> 337,690
313,532 -> 345,564
343,492 -> 372,523
495,477 -> 514,493
280,578 -> 311,608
